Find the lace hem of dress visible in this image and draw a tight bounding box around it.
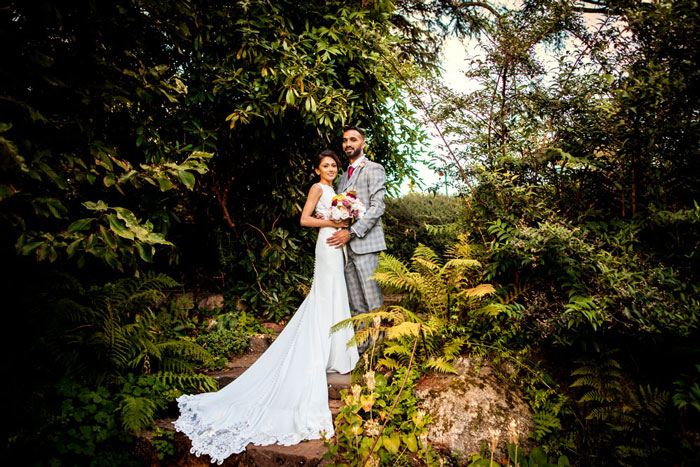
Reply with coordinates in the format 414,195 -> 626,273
174,395 -> 334,465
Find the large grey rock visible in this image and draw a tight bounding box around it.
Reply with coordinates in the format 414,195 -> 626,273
415,356 -> 533,458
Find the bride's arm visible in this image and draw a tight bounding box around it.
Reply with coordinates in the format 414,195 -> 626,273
300,185 -> 348,228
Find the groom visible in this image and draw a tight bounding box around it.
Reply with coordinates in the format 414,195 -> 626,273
327,126 -> 386,319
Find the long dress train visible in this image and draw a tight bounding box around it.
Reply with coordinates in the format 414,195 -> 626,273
174,183 -> 359,464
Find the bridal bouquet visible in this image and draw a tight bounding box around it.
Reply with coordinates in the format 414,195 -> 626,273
329,191 -> 365,221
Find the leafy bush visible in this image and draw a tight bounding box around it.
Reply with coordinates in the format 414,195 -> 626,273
324,367 -> 440,466
384,193 -> 465,263
4,271 -> 217,464
46,380 -> 134,466
196,328 -> 249,361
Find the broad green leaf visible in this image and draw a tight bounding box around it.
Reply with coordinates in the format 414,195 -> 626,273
107,214 -> 134,240
157,176 -> 174,191
67,218 -> 94,234
83,200 -> 109,211
0,184 -> 16,200
178,170 -> 195,190
135,242 -> 154,262
103,173 -> 117,187
101,229 -> 118,250
66,239 -> 82,257
19,240 -> 45,256
529,446 -> 548,466
382,433 -> 400,454
113,207 -> 140,228
402,433 -> 417,452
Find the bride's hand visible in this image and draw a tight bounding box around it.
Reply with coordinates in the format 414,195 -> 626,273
334,219 -> 350,228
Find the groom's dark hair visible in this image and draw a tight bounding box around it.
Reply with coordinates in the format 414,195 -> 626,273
342,125 -> 365,139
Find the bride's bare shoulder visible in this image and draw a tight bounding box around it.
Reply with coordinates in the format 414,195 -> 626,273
307,183 -> 324,197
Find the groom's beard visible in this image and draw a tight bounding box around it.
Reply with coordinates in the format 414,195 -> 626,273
345,146 -> 362,160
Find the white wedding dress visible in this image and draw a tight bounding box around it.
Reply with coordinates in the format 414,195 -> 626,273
174,183 -> 359,464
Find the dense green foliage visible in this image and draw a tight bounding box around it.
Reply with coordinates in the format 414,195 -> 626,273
3,0 -> 699,465
1,0 -> 425,463
411,0 -> 700,465
384,192 -> 464,262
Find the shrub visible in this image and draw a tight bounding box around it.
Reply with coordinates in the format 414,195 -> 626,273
384,193 -> 465,262
196,328 -> 250,361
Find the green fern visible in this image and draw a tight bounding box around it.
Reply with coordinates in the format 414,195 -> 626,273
41,271 -> 215,437
154,371 -> 218,393
531,409 -> 563,442
571,349 -> 623,420
424,222 -> 460,237
335,237 -> 497,376
424,356 -> 457,374
374,235 -> 494,321
119,394 -> 157,433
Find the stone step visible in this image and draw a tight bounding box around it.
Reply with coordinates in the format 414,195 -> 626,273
326,372 -> 351,400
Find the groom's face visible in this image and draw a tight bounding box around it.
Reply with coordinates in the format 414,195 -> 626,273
342,129 -> 365,161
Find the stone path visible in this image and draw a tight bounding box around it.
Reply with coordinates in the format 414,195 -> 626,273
141,331 -> 351,466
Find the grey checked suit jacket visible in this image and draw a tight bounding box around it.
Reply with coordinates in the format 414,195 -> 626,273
337,159 -> 387,255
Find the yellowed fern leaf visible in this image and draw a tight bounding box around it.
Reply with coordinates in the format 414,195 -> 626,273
373,253 -> 423,293
385,321 -> 422,340
377,357 -> 403,371
424,357 -> 457,374
460,283 -> 496,298
412,257 -> 441,276
345,327 -> 374,348
412,244 -> 442,265
477,303 -> 504,316
443,258 -> 481,271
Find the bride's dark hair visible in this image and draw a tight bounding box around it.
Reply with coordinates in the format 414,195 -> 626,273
314,149 -> 340,169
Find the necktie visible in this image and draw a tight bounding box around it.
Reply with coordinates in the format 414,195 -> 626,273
348,166 -> 354,179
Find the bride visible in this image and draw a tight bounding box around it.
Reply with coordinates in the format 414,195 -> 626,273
174,149 -> 360,464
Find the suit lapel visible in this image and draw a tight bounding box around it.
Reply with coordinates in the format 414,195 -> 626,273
337,172 -> 348,193
344,163 -> 366,192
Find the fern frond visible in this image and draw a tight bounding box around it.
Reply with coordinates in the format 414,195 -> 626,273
578,390 -> 614,404
424,357 -> 457,374
586,406 -> 614,421
158,339 -> 210,361
477,303 -> 505,316
424,222 -> 459,236
376,357 -> 403,371
442,338 -> 464,358
443,258 -> 481,271
374,253 -> 422,293
570,375 -> 599,387
383,342 -> 414,357
158,357 -> 195,375
446,234 -> 475,259
133,271 -> 181,292
329,308 -> 407,335
412,244 -> 442,266
385,321 -> 423,340
498,283 -> 533,305
119,394 -> 157,433
344,327 -> 375,348
571,365 -> 598,377
154,371 -> 217,393
633,385 -> 669,416
459,283 -> 495,298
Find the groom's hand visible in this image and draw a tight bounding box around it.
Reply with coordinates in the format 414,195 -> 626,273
327,229 -> 350,248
